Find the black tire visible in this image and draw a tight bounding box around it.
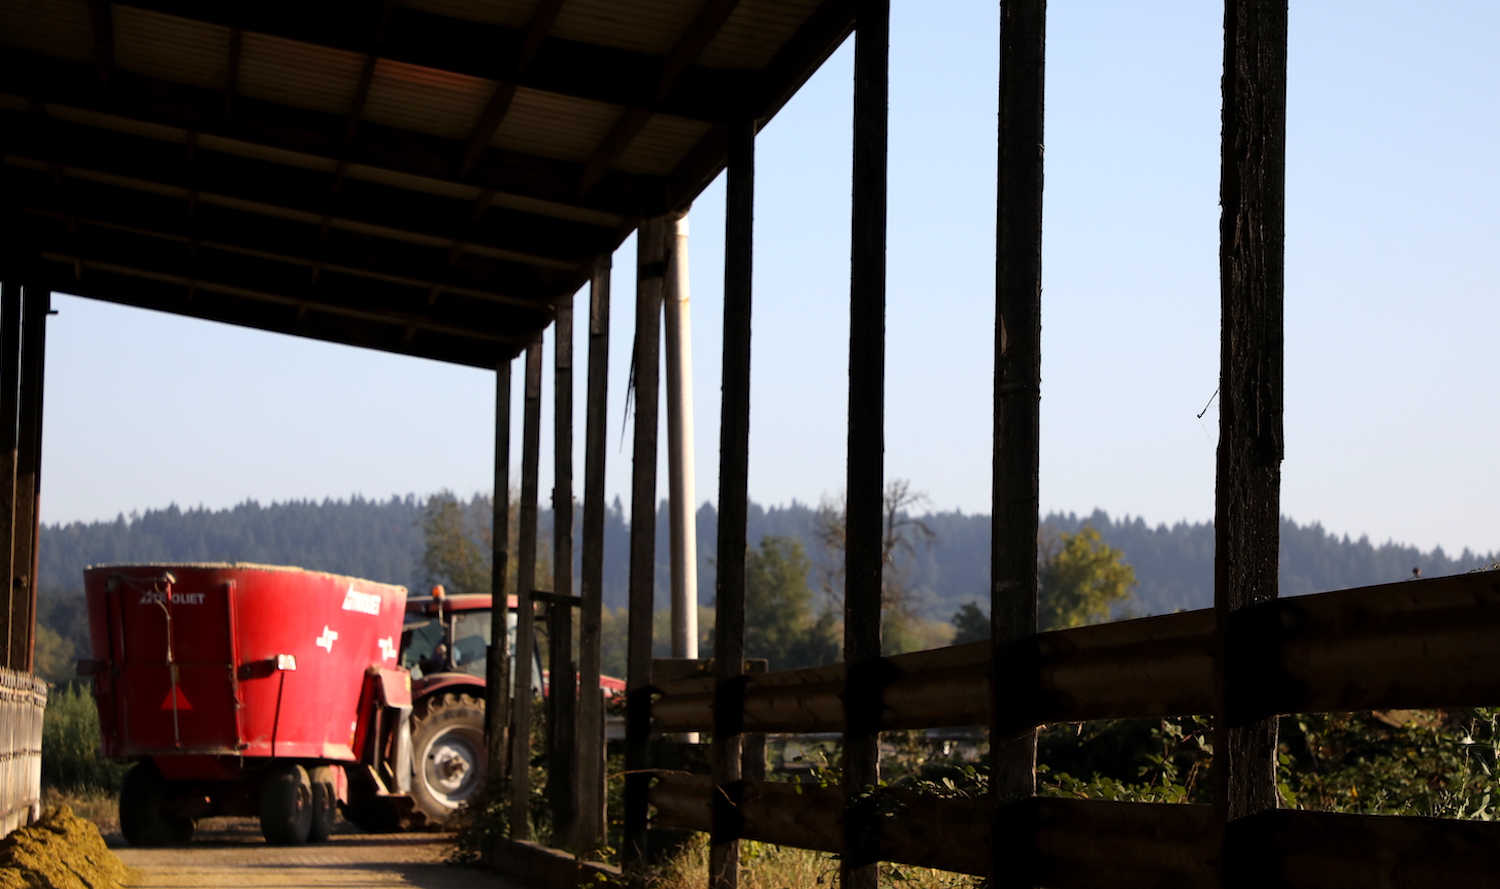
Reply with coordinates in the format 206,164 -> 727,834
308,765 -> 337,842
259,763 -> 314,845
410,691 -> 487,826
120,761 -> 193,847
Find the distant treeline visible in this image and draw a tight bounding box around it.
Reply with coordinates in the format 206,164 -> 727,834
39,495 -> 1497,623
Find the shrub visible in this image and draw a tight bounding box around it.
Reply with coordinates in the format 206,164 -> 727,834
40,684 -> 127,792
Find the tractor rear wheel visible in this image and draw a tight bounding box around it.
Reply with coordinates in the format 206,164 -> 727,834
410,691 -> 487,826
119,761 -> 193,847
259,763 -> 314,845
308,765 -> 337,842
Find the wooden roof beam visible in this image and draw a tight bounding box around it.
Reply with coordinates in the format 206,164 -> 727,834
578,0 -> 741,195
13,174 -> 577,305
460,0 -> 568,176
1,110 -> 621,267
84,0 -> 114,97
113,0 -> 746,125
35,259 -> 522,368
0,51 -> 663,218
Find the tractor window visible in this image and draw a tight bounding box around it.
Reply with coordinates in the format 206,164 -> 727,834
449,611 -> 492,678
402,617 -> 445,679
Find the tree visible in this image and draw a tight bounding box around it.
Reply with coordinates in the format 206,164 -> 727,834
1038,525 -> 1136,631
419,489 -> 552,597
743,536 -> 839,670
948,525 -> 1136,639
950,602 -> 988,645
810,479 -> 936,654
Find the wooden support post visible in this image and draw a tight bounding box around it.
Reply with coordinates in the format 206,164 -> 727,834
991,0 -> 1046,886
576,257 -> 612,848
710,117 -> 755,889
486,357 -> 513,794
843,2 -> 889,886
509,334 -> 544,840
1215,0 -> 1287,883
0,282 -> 19,672
548,292 -> 578,840
12,288 -> 45,673
623,215 -> 666,871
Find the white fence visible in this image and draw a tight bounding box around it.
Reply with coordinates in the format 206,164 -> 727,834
0,667 -> 47,837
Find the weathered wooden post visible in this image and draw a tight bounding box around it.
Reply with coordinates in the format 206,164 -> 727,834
843,0 -> 890,886
548,292 -> 578,838
486,357 -> 513,794
1214,1 -> 1287,884
991,0 -> 1046,885
624,216 -> 666,871
13,287 -> 45,674
575,257 -> 612,847
509,334 -> 544,839
710,117 -> 755,889
0,282 -> 20,671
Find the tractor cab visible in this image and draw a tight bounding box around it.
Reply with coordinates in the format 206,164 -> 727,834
398,588 -> 542,693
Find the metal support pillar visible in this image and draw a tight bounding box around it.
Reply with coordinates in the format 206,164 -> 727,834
990,0 -> 1046,886
548,292 -> 578,839
509,335 -> 544,839
576,258 -> 612,847
709,118 -> 755,889
842,1 -> 889,886
486,357 -> 513,793
1214,1 -> 1287,884
664,212 -> 698,662
623,215 -> 666,872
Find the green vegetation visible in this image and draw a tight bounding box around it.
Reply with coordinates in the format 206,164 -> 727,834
39,685 -> 126,793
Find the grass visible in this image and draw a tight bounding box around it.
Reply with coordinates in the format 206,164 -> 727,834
624,834 -> 980,889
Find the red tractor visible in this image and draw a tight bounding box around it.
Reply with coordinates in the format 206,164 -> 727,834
82,563 -> 619,845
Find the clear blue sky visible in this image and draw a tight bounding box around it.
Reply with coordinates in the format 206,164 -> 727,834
41,1 -> 1500,556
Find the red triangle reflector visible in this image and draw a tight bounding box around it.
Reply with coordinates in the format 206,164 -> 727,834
161,686 -> 193,711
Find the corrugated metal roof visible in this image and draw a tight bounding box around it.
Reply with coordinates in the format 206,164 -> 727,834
492,87 -> 623,164
552,0 -> 697,56
363,60 -> 492,141
612,114 -> 711,176
0,0 -> 92,65
113,6 -> 229,90
395,0 -> 534,28
698,0 -> 822,70
237,32 -> 364,118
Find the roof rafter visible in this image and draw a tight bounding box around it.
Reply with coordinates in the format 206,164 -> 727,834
578,0 -> 742,195
111,0 -> 748,124
84,0 -> 114,96
460,0 -> 568,176
0,51 -> 664,218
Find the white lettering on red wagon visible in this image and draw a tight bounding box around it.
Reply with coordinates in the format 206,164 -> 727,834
138,591 -> 205,605
341,586 -> 381,615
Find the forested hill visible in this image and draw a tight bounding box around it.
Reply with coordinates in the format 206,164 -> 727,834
38,496 -> 1498,622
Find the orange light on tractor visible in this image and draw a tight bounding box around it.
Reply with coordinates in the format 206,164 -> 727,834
431,585 -> 446,601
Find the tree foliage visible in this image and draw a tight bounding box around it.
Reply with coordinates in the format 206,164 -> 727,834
950,602 -> 988,645
1038,525 -> 1136,631
743,536 -> 839,670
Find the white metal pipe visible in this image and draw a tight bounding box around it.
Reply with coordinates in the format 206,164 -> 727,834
664,211 -> 698,661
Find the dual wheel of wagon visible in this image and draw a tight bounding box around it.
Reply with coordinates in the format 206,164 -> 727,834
260,763 -> 337,845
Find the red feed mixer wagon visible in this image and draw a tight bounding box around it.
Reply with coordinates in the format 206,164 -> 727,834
81,564 -> 413,846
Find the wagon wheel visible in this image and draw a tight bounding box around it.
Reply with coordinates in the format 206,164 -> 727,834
119,760 -> 194,847
308,765 -> 337,842
410,691 -> 487,826
259,763 -> 314,845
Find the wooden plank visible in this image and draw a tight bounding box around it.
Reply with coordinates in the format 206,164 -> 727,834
10,288 -> 45,673
0,283 -> 17,671
547,292 -> 577,839
992,0 -> 1047,884
623,216 -> 666,871
842,2 -> 889,886
486,358 -> 514,791
708,116 -> 755,889
575,258 -> 611,847
508,335 -> 544,840
1214,4 -> 1288,877
459,0 -> 567,175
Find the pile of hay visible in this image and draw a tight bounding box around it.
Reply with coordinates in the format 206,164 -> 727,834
0,806 -> 131,889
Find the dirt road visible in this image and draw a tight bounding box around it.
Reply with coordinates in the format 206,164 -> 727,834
110,819 -> 533,889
